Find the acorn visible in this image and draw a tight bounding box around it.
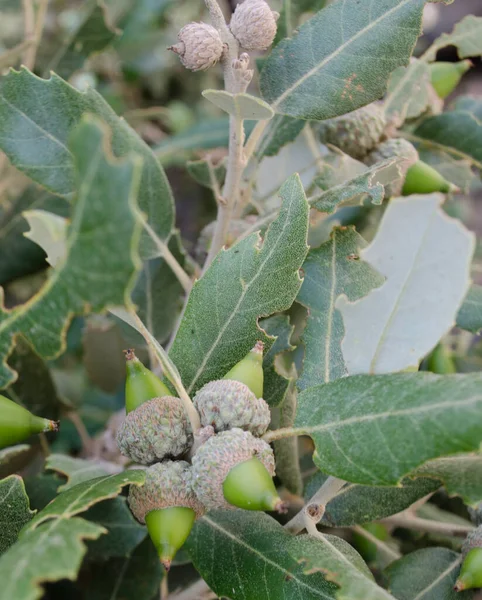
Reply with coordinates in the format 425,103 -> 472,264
116,397 -> 192,464
168,23 -> 224,71
426,344 -> 456,375
124,349 -> 171,414
229,0 -> 279,50
402,160 -> 455,196
318,103 -> 387,160
364,138 -> 418,197
191,428 -> 285,512
128,461 -> 205,570
455,526 -> 482,591
0,394 -> 58,449
193,343 -> 270,436
430,60 -> 472,99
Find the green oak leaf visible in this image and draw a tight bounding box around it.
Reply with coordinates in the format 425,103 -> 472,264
45,454 -> 122,492
0,117 -> 142,389
295,372 -> 482,486
424,14 -> 482,62
256,115 -> 306,158
297,227 -> 384,390
260,313 -> 295,407
186,510 -> 337,600
0,475 -> 34,554
409,112 -> 482,170
457,285 -> 482,334
274,0 -> 327,43
0,517 -> 105,600
260,0 -> 425,119
384,59 -> 433,124
25,464 -> 144,531
453,96 -> 482,121
170,174 -> 309,395
0,186 -> 69,286
0,445 -> 32,479
385,548 -> 466,600
202,90 -> 274,120
304,474 -> 440,528
0,67 -> 174,258
186,158 -> 226,191
44,1 -> 118,79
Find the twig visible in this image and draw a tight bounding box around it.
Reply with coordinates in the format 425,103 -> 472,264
66,411 -> 93,455
38,433 -> 51,457
22,0 -> 35,68
23,0 -> 49,70
381,513 -> 474,537
143,221 -> 192,293
285,476 -> 347,534
0,39 -> 35,70
262,426 -> 302,443
352,525 -> 401,564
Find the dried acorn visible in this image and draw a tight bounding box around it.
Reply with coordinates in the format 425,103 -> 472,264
455,526 -> 482,591
193,342 -> 270,436
124,349 -> 171,414
430,60 -> 472,99
128,461 -> 205,570
116,397 -> 192,464
0,394 -> 58,449
229,0 -> 279,50
191,428 -> 285,512
169,23 -> 224,71
318,103 -> 387,160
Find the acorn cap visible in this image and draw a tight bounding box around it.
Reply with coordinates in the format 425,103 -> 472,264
364,138 -> 418,197
129,461 -> 205,523
193,379 -> 270,436
116,397 -> 193,465
468,503 -> 482,527
318,103 -> 387,160
229,0 -> 279,50
462,525 -> 482,558
169,22 -> 224,71
191,428 -> 275,509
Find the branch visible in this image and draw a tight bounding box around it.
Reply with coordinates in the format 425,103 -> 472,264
381,513 -> 474,537
285,476 -> 347,534
23,0 -> 49,70
262,426 -> 302,443
351,525 -> 401,564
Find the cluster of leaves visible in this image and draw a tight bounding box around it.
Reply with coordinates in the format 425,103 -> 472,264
0,0 -> 482,599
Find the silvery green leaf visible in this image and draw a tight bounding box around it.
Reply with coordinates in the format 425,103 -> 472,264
337,195 -> 474,375
0,475 -> 34,554
260,0 -> 425,120
457,285 -> 482,334
202,90 -> 274,121
384,59 -> 432,124
22,210 -> 68,268
423,14 -> 482,62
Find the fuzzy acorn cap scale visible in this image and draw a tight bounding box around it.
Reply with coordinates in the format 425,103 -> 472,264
116,397 -> 192,465
194,379 -> 270,436
318,103 -> 387,160
169,23 -> 224,71
191,428 -> 275,509
129,461 -> 205,524
230,0 -> 279,50
364,138 -> 419,197
462,525 -> 482,558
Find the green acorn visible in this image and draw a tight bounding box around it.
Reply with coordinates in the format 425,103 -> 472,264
455,527 -> 482,591
0,394 -> 58,449
193,343 -> 270,436
124,349 -> 171,414
116,397 -> 192,464
128,461 -> 205,570
318,103 -> 387,160
364,138 -> 419,197
191,428 -> 285,512
402,161 -> 455,196
426,344 -> 456,375
430,60 -> 472,99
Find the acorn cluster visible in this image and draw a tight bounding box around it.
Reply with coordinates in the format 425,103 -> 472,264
168,0 -> 279,72
116,343 -> 281,569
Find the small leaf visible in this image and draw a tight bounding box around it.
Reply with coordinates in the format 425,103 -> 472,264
386,548 -> 466,600
22,210 -> 68,268
0,475 -> 34,554
170,174 -> 309,395
202,90 -> 274,121
25,471 -> 145,531
424,14 -> 482,62
457,285 -> 482,334
0,517 -> 105,600
44,1 -> 118,79
305,472 -> 440,527
337,195 -> 474,375
297,227 -> 384,390
87,536 -> 163,600
186,510 -> 337,600
0,68 -> 174,259
45,454 -> 122,492
384,59 -> 433,124
453,96 -> 482,121
295,372 -> 482,486
410,111 -> 482,170
0,117 -> 143,389
84,498 -> 146,560
186,158 -> 226,190
260,0 -> 425,119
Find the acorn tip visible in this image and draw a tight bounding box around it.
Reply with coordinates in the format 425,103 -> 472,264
273,499 -> 289,514
48,420 -> 60,432
161,557 -> 172,572
123,348 -> 136,361
454,580 -> 465,592
253,341 -> 264,355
